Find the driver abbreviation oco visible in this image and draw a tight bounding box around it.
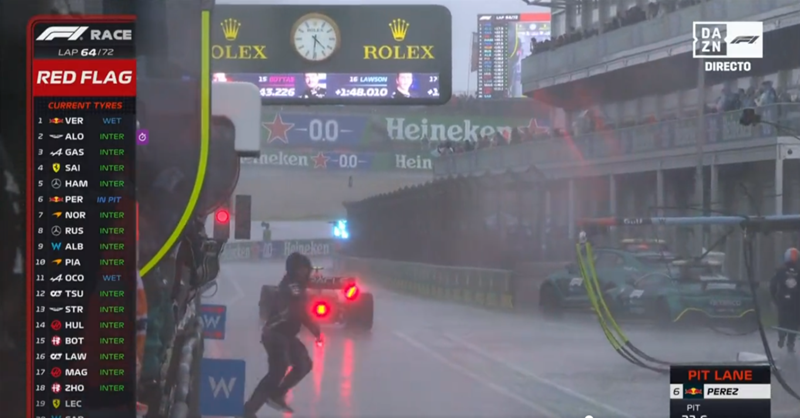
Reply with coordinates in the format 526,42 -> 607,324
705,61 -> 751,72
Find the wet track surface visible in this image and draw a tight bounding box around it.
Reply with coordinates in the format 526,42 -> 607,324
204,259 -> 800,417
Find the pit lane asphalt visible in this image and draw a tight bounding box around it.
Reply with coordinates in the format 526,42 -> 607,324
204,260 -> 800,418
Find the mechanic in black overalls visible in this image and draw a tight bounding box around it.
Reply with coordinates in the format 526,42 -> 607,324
770,248 -> 800,352
243,252 -> 323,416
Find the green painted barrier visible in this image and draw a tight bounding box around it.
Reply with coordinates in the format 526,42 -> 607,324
334,256 -> 514,311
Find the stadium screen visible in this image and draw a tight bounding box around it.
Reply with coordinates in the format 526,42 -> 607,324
476,13 -> 551,99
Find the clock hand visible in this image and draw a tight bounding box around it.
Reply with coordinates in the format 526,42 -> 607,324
312,34 -> 322,49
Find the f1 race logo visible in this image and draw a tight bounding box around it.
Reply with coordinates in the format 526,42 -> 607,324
730,36 -> 760,44
36,26 -> 89,41
693,21 -> 763,59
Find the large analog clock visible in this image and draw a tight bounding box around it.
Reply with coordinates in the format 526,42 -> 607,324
291,13 -> 341,62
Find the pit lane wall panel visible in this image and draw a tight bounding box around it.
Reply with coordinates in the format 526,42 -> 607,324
332,256 -> 516,311
214,241 -> 562,312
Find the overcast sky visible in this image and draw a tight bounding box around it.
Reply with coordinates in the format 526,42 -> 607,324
218,0 -> 550,92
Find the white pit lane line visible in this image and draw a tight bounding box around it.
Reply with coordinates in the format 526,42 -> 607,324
443,333 -> 636,418
394,331 -> 560,418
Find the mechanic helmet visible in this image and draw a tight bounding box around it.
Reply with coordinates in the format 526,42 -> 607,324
286,252 -> 312,279
785,248 -> 800,266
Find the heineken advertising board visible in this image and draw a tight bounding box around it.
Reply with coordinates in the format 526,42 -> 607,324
241,150 -> 434,171
260,109 -> 549,147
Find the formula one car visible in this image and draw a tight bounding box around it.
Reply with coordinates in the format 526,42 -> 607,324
606,259 -> 756,327
540,245 -> 675,315
259,267 -> 374,330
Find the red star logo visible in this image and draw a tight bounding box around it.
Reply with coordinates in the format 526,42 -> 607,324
312,152 -> 330,168
519,118 -> 549,135
262,114 -> 294,144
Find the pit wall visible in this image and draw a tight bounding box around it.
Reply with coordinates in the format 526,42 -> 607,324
332,255 -> 568,312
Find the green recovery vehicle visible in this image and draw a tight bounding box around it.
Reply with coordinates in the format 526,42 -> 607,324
604,259 -> 756,327
539,239 -> 675,315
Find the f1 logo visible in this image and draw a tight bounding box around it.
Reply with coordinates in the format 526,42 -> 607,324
36,26 -> 89,41
730,36 -> 759,44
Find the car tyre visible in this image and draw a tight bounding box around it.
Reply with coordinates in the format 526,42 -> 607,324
539,283 -> 563,318
733,312 -> 760,334
346,292 -> 373,330
654,297 -> 674,327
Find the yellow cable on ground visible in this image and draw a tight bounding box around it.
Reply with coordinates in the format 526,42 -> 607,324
577,242 -> 670,373
576,248 -> 622,349
583,243 -> 632,344
138,11 -> 211,278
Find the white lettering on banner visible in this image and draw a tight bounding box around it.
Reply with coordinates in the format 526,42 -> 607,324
283,241 -> 331,257
308,119 -> 339,142
201,314 -> 221,329
240,152 -> 309,167
261,242 -> 274,259
395,154 -> 433,170
232,244 -> 250,260
222,243 -> 251,261
339,154 -> 359,168
209,376 -> 236,398
385,118 -> 513,142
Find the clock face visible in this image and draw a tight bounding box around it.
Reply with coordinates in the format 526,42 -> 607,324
292,15 -> 339,62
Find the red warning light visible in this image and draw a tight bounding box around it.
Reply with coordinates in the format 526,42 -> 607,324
344,284 -> 359,301
313,302 -> 329,318
215,209 -> 230,224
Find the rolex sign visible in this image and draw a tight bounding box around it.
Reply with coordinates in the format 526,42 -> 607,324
212,18 -> 268,60
362,18 -> 435,60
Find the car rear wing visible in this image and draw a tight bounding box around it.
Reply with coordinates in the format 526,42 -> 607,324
675,278 -> 751,292
702,280 -> 752,292
307,276 -> 356,289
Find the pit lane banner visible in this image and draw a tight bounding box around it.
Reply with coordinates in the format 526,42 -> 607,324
241,150 -> 435,171
219,239 -> 336,262
334,256 -> 514,311
260,109 -> 550,147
